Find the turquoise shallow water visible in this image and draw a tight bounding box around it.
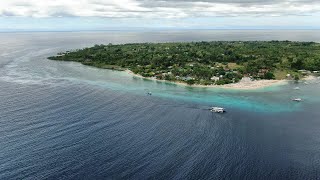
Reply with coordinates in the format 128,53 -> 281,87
1,31 -> 320,179
58,65 -> 318,113
1,31 -> 319,114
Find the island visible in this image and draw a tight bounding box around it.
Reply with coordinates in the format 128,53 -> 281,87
48,41 -> 320,88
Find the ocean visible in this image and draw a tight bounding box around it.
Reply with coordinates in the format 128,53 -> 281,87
1,30 -> 320,179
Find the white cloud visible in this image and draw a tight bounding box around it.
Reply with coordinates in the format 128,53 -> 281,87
0,0 -> 320,18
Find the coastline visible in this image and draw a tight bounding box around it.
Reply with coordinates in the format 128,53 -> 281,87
125,70 -> 288,90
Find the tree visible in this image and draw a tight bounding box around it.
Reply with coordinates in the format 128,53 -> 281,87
263,72 -> 275,80
186,79 -> 195,85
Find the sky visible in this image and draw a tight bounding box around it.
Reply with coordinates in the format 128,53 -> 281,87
0,0 -> 319,31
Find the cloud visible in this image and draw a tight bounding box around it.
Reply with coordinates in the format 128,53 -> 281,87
0,0 -> 320,18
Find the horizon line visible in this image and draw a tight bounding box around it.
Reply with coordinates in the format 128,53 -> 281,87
1,28 -> 320,33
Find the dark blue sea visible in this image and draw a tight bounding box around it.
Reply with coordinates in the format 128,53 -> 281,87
1,30 -> 320,179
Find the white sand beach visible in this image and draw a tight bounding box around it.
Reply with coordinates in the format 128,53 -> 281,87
125,70 -> 288,90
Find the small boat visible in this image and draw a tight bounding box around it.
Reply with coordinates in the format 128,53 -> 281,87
210,107 -> 225,113
293,87 -> 300,90
147,92 -> 152,95
292,98 -> 302,102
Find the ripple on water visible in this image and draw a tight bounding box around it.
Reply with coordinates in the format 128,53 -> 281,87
1,31 -> 320,179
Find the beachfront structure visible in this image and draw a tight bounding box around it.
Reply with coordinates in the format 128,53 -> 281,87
211,76 -> 220,81
298,70 -> 311,75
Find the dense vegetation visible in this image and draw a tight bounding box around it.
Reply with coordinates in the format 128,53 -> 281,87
48,41 -> 320,85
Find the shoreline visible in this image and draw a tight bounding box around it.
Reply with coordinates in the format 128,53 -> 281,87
125,70 -> 288,90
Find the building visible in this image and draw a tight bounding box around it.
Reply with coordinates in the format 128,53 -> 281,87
211,76 -> 219,81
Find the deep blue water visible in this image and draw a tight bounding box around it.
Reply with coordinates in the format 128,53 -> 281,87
1,30 -> 320,179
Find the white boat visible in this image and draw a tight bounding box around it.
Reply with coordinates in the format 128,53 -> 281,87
211,107 -> 225,113
292,98 -> 302,102
293,87 -> 300,90
147,92 -> 152,95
